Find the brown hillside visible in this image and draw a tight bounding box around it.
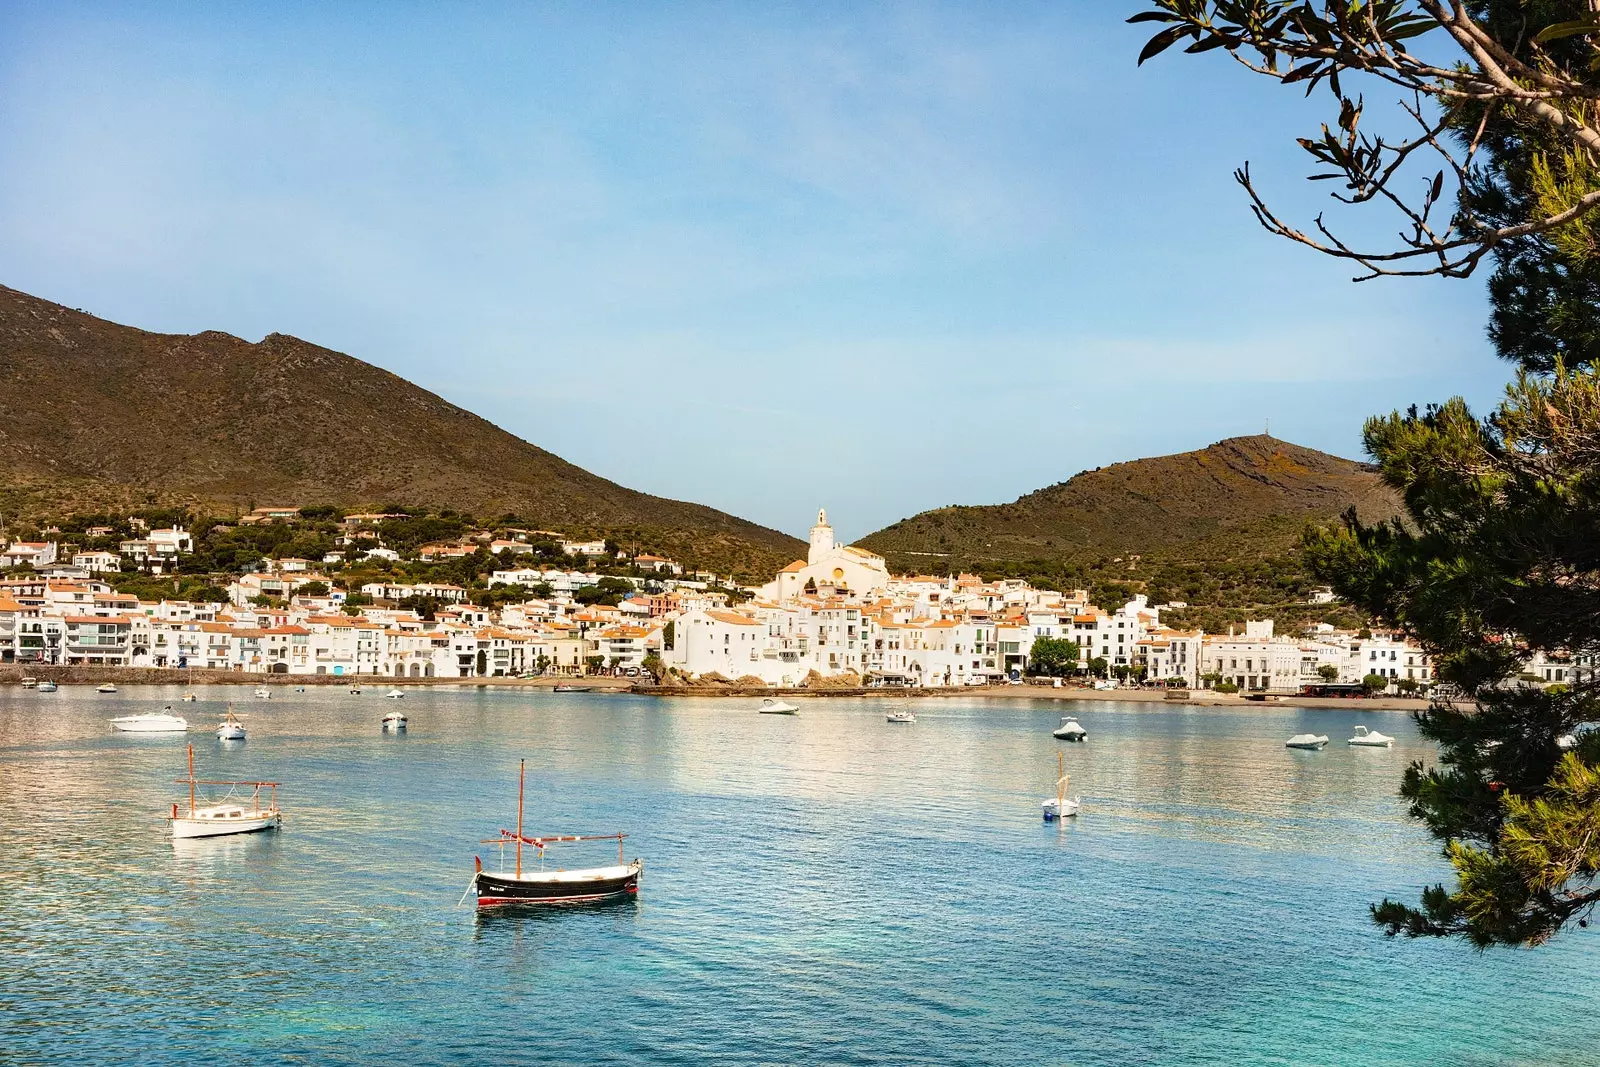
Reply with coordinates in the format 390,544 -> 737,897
0,284 -> 803,574
859,435 -> 1401,563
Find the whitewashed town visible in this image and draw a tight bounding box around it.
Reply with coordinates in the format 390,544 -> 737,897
3,506 -> 1571,694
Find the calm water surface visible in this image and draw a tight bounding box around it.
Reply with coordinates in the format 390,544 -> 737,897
2,687 -> 1597,1066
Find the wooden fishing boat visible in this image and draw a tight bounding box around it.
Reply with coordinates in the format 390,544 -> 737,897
469,760 -> 641,908
168,743 -> 280,839
1042,752 -> 1081,821
552,684 -> 592,693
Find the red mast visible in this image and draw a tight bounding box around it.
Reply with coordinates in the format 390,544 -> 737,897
187,743 -> 196,816
515,758 -> 525,877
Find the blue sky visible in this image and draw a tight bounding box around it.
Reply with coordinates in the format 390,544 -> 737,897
0,3 -> 1507,541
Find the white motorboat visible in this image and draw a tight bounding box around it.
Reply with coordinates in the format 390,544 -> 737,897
19,677 -> 37,689
758,698 -> 799,715
886,706 -> 916,723
382,711 -> 407,731
216,707 -> 247,741
169,744 -> 280,839
110,709 -> 189,733
1286,733 -> 1330,750
1347,725 -> 1395,747
181,693 -> 198,703
1043,752 -> 1081,820
97,683 -> 118,694
386,688 -> 405,699
37,680 -> 58,693
1052,716 -> 1088,742
254,687 -> 271,699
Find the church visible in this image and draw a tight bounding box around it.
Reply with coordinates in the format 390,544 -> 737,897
760,509 -> 890,602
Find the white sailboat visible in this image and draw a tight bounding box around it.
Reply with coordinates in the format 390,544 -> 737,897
216,707 -> 247,741
110,708 -> 190,733
1347,725 -> 1395,747
168,743 -> 280,839
1043,752 -> 1081,820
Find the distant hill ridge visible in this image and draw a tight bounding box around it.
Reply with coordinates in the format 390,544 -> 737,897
858,435 -> 1401,565
0,283 -> 803,575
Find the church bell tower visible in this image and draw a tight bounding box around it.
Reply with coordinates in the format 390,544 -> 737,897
808,508 -> 835,565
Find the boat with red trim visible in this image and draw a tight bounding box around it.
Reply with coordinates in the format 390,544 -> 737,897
468,759 -> 641,907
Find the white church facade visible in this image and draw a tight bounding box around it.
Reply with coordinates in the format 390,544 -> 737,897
759,509 -> 890,602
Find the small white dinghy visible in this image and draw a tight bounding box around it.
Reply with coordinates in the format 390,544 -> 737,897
1347,725 -> 1395,747
110,709 -> 190,733
97,683 -> 118,694
382,711 -> 407,732
216,707 -> 247,741
386,688 -> 405,699
1053,716 -> 1087,742
886,707 -> 916,724
254,687 -> 271,699
169,743 -> 280,840
1043,752 -> 1081,820
181,693 -> 198,703
758,698 -> 799,715
37,680 -> 58,693
1286,733 -> 1330,750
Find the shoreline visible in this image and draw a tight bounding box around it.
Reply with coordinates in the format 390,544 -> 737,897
0,666 -> 1441,710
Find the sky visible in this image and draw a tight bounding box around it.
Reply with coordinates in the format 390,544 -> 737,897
0,3 -> 1510,542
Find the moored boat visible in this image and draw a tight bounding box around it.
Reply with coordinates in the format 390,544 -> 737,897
254,687 -> 271,699
37,680 -> 58,693
758,698 -> 799,714
1286,733 -> 1330,750
181,693 -> 198,703
110,709 -> 189,732
216,707 -> 247,741
168,743 -> 280,839
1043,752 -> 1081,820
886,707 -> 916,724
382,711 -> 407,731
19,677 -> 37,689
469,760 -> 641,907
1052,716 -> 1087,741
97,683 -> 118,694
1347,725 -> 1394,747
386,688 -> 405,699
552,684 -> 592,693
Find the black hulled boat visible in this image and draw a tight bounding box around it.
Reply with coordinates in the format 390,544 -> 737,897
471,760 -> 642,908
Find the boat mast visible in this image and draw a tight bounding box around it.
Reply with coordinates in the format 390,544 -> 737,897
1057,751 -> 1065,811
188,743 -> 196,816
516,758 -> 525,878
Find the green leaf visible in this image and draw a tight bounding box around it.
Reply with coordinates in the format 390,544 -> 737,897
1137,25 -> 1193,65
1534,19 -> 1600,44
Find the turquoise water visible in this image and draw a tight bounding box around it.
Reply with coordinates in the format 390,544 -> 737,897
2,687 -> 1597,1066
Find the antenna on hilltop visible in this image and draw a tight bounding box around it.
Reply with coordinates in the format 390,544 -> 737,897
1264,418 -> 1271,438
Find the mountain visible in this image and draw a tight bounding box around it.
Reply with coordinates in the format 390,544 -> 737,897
858,435 -> 1403,629
0,284 -> 803,575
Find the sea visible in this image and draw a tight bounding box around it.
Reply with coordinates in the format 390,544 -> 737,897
2,686 -> 1597,1066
